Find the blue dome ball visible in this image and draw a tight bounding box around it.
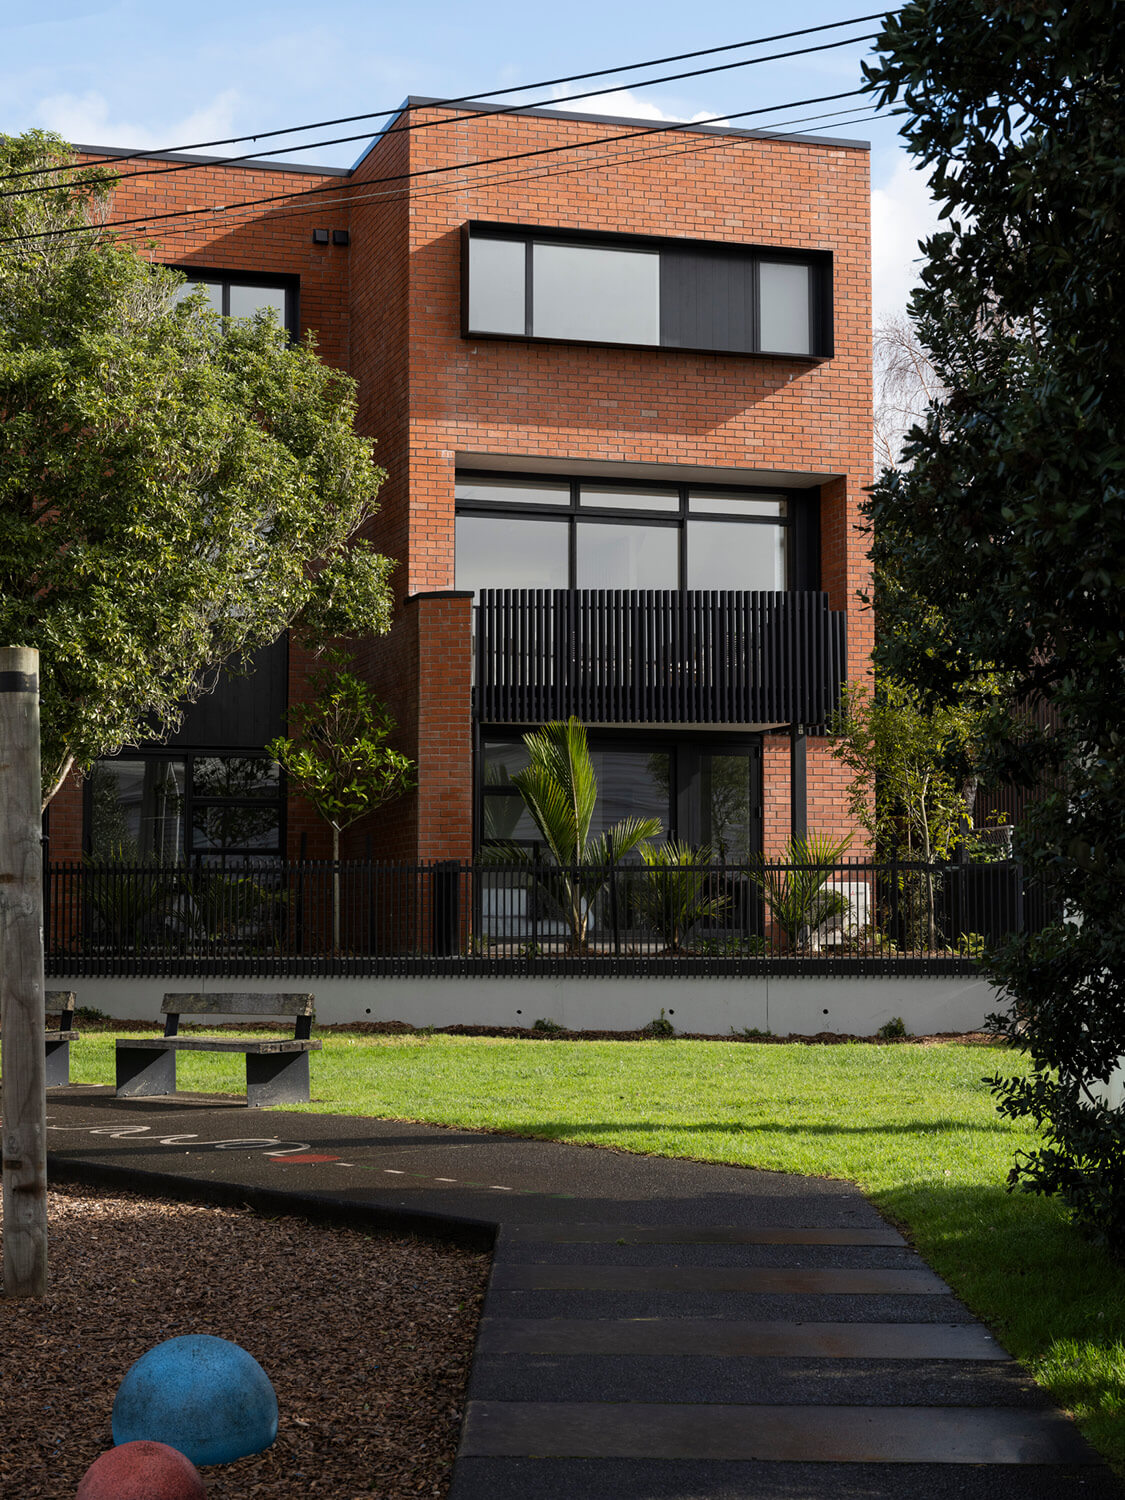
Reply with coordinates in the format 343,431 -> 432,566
113,1335 -> 278,1467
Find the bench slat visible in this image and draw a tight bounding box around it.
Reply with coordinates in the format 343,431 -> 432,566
118,1038 -> 321,1055
161,992 -> 315,1018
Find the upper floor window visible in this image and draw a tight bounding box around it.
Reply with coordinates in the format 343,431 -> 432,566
455,473 -> 803,596
463,222 -> 832,359
173,270 -> 297,337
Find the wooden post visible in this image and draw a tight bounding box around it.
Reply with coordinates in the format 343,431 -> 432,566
0,646 -> 48,1297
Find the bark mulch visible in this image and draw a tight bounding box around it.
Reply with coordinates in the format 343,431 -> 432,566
0,1186 -> 490,1499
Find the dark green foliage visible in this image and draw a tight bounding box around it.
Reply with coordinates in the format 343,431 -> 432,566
877,1017 -> 908,1041
864,2 -> 1125,1247
0,131 -> 393,804
644,1009 -> 676,1039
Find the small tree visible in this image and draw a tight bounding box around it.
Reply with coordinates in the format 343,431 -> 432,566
267,651 -> 414,950
503,717 -> 662,951
750,832 -> 853,953
829,680 -> 980,865
633,840 -> 728,953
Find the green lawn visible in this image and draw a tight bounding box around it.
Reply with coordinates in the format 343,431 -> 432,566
63,1029 -> 1125,1467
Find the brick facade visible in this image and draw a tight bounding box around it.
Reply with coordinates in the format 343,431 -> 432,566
64,101 -> 872,863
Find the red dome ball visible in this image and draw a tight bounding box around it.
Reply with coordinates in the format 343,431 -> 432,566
76,1440 -> 207,1500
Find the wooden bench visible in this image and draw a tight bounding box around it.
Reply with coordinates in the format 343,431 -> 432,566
114,993 -> 321,1108
45,991 -> 79,1087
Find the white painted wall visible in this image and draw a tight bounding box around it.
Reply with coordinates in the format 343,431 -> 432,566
58,972 -> 1004,1037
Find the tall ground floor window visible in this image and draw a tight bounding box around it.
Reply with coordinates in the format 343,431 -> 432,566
479,729 -> 762,860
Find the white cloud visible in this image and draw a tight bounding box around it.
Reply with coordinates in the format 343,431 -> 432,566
549,85 -> 727,128
33,88 -> 242,151
871,155 -> 945,322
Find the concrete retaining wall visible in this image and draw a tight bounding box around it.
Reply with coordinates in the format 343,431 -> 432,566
57,973 -> 1004,1038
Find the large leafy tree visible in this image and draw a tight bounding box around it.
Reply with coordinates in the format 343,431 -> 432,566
0,131 -> 393,805
864,3 -> 1125,1246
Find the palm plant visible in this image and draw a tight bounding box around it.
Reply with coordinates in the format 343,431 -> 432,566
632,840 -> 729,952
502,717 -> 662,951
750,831 -> 854,952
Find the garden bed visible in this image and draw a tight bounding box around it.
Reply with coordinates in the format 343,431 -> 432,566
0,1186 -> 489,1498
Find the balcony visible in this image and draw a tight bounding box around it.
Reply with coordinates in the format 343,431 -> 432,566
474,589 -> 846,726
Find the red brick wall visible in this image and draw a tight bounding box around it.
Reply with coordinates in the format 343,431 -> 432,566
354,104 -> 873,856
68,111 -> 873,863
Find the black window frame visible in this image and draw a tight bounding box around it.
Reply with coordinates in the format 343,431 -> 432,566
461,221 -> 833,361
170,266 -> 300,339
84,749 -> 287,862
455,470 -> 819,593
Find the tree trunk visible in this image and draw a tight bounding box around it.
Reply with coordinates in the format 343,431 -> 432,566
0,646 -> 49,1298
332,824 -> 341,954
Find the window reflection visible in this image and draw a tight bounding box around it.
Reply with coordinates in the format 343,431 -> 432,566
576,523 -> 678,589
456,514 -> 568,598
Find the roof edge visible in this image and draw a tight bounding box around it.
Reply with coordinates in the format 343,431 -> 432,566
74,143 -> 350,176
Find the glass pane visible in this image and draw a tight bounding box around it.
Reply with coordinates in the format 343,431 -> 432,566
588,750 -> 670,839
191,804 -> 280,851
89,758 -> 185,861
580,486 -> 679,512
227,283 -> 287,321
483,741 -> 531,786
576,522 -> 678,589
455,514 -> 568,596
468,236 -> 526,335
533,242 -> 659,345
703,754 -> 753,863
455,477 -> 570,507
759,261 -> 811,355
192,756 -> 279,799
689,491 -> 787,518
174,279 -> 222,313
482,795 -> 539,843
687,520 -> 787,590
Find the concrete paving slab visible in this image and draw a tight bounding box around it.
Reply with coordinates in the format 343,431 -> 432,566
494,1240 -> 923,1268
503,1223 -> 908,1246
490,1262 -> 949,1294
448,1458 -> 1125,1500
467,1354 -> 1048,1408
460,1400 -> 1100,1463
481,1289 -> 975,1321
475,1316 -> 1006,1360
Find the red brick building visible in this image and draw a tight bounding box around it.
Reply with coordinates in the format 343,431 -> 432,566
53,98 -> 872,871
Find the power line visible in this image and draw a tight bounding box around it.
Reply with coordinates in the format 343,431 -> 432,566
0,29 -> 878,205
0,12 -> 887,189
109,106 -> 883,251
0,89 -> 870,246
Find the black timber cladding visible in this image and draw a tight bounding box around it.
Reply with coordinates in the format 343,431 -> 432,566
166,637 -> 288,749
475,589 -> 846,727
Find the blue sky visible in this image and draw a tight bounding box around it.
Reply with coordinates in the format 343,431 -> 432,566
1,1 -> 941,316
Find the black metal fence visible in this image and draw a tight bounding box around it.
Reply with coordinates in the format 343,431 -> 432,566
46,856 -> 1055,978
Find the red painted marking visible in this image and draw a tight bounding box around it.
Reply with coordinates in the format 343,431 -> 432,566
268,1153 -> 338,1164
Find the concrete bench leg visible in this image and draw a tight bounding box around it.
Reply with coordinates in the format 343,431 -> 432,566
116,1046 -> 176,1098
45,1038 -> 71,1088
246,1051 -> 310,1108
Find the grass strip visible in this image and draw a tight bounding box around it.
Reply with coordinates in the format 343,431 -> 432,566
59,1029 -> 1125,1468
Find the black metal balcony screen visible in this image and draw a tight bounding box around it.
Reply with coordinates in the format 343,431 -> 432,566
475,589 -> 846,725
